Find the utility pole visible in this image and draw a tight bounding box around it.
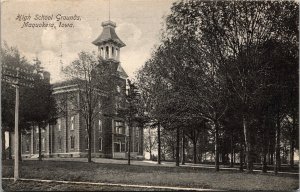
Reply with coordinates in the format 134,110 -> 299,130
14,68 -> 20,181
2,65 -> 34,181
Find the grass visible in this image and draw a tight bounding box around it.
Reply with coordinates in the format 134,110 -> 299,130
2,159 -> 299,191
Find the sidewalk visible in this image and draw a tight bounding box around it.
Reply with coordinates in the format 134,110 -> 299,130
26,157 -> 299,176
3,178 -> 224,191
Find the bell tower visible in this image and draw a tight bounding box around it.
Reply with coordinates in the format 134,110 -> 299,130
92,20 -> 126,62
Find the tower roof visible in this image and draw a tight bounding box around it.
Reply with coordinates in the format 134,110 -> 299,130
92,20 -> 126,47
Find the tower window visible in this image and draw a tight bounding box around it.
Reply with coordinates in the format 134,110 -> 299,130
105,46 -> 109,58
101,47 -> 104,57
112,47 -> 114,57
116,48 -> 119,58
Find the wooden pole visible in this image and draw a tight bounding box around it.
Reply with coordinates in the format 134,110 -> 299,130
14,83 -> 19,181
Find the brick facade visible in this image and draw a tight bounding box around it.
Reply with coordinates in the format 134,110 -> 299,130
19,19 -> 144,159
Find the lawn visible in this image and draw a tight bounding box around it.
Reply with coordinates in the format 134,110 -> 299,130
2,159 -> 299,191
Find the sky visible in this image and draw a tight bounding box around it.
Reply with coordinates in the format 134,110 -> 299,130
1,0 -> 176,83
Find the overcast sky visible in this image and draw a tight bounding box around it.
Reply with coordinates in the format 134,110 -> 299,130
1,0 -> 175,83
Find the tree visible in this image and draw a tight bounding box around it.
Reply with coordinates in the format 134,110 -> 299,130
64,51 -> 103,163
164,0 -> 298,172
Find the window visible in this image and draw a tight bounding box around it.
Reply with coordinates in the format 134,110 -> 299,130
115,121 -> 124,134
42,138 -> 45,151
99,120 -> 102,132
101,47 -> 104,57
26,140 -> 30,152
70,136 -> 75,149
112,47 -> 114,57
58,137 -> 62,150
99,137 -> 102,151
116,48 -> 119,58
70,116 -> 74,130
85,136 -> 89,150
135,141 -> 139,153
105,46 -> 109,58
36,140 -> 39,151
135,127 -> 139,137
58,119 -> 61,131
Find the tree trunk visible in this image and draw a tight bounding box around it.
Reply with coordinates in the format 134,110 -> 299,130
262,150 -> 267,173
176,127 -> 180,166
193,136 -> 197,164
8,131 -> 12,159
289,139 -> 294,169
230,133 -> 234,167
289,110 -> 296,168
88,124 -> 92,163
2,130 -> 6,160
65,94 -> 69,153
128,121 -> 131,165
262,116 -> 268,173
239,143 -> 244,172
157,123 -> 161,164
274,112 -> 281,175
181,130 -> 185,165
215,121 -> 219,171
38,125 -> 42,161
243,115 -> 253,172
148,128 -> 152,160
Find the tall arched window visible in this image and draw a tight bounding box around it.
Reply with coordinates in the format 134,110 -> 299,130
105,46 -> 109,58
112,47 -> 115,58
85,136 -> 89,150
58,137 -> 62,150
70,136 -> 75,149
99,120 -> 102,132
42,138 -> 45,151
70,116 -> 75,130
99,137 -> 103,151
101,47 -> 104,57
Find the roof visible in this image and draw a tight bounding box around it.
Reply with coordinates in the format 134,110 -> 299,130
117,63 -> 128,79
92,20 -> 126,47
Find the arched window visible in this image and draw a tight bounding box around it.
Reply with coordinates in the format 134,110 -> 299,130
58,137 -> 62,150
42,138 -> 45,151
85,136 -> 89,150
105,46 -> 109,58
26,139 -> 30,152
112,47 -> 115,58
36,140 -> 39,151
101,47 -> 104,57
99,120 -> 102,132
99,137 -> 103,151
58,119 -> 61,131
116,48 -> 119,59
70,136 -> 75,149
70,116 -> 75,130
